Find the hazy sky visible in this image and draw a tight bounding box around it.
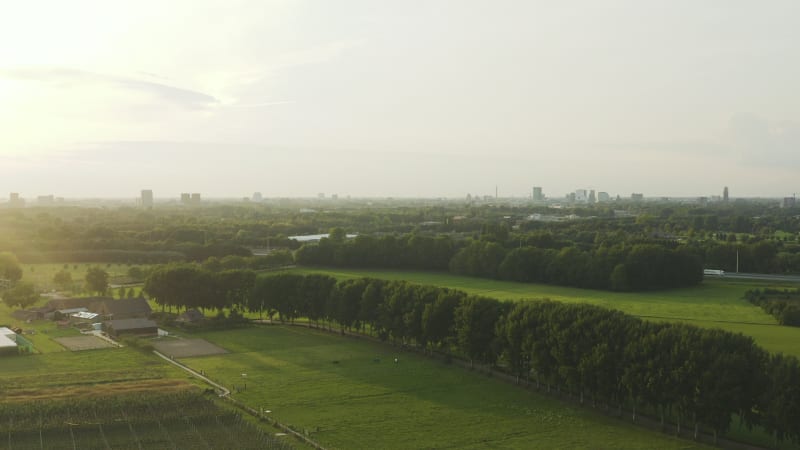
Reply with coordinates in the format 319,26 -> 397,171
1,1 -> 798,199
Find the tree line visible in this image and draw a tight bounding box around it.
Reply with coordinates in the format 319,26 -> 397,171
745,288 -> 800,327
295,232 -> 703,291
142,266 -> 800,445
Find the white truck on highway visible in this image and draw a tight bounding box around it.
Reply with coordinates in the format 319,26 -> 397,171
703,269 -> 725,276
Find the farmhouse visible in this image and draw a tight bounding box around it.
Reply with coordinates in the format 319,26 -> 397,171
104,318 -> 158,337
26,296 -> 113,320
54,307 -> 89,320
94,297 -> 152,320
0,327 -> 18,356
49,296 -> 111,311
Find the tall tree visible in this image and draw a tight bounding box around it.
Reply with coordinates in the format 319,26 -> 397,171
84,267 -> 109,295
0,252 -> 23,283
1,281 -> 38,309
52,270 -> 73,291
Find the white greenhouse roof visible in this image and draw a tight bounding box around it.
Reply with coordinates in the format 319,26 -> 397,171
58,307 -> 89,314
0,334 -> 17,348
71,312 -> 99,320
0,327 -> 15,337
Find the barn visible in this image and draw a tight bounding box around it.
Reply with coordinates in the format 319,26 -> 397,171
104,318 -> 158,337
94,298 -> 152,320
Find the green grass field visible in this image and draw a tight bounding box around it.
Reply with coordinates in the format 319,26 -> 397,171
292,268 -> 800,359
182,326 -> 708,450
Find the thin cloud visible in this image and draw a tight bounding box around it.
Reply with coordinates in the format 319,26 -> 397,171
0,66 -> 218,109
226,101 -> 294,108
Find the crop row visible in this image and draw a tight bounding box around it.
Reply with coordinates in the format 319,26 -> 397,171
0,392 -> 293,450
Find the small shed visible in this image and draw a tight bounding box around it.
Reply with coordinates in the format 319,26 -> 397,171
104,318 -> 158,337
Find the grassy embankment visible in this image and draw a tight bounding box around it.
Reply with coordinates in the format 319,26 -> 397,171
291,267 -> 800,358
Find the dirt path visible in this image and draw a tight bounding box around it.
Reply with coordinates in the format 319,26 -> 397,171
153,349 -> 327,450
153,350 -> 231,396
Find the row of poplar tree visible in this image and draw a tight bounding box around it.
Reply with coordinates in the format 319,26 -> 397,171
144,266 -> 799,445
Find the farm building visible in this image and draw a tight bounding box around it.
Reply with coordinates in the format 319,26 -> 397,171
0,327 -> 18,356
54,307 -> 89,320
104,318 -> 158,337
94,297 -> 152,320
48,296 -> 111,311
16,297 -> 113,321
70,311 -> 99,324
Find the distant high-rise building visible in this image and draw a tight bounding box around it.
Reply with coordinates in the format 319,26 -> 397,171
318,193 -> 325,199
191,193 -> 201,205
597,192 -> 610,202
574,189 -> 588,202
180,193 -> 191,204
252,192 -> 263,202
141,190 -> 153,209
532,187 -> 544,202
8,193 -> 24,208
631,193 -> 644,202
723,186 -> 729,202
588,190 -> 596,204
782,197 -> 796,209
331,194 -> 338,200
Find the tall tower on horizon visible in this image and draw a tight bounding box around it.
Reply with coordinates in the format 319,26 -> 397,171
140,190 -> 153,209
532,186 -> 544,202
723,186 -> 729,203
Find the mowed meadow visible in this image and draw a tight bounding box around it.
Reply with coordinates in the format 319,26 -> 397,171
182,326 -> 708,450
292,267 -> 800,358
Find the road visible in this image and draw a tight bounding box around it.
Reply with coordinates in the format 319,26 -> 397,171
705,272 -> 800,283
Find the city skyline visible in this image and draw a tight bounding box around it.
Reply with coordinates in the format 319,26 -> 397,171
3,185 -> 791,203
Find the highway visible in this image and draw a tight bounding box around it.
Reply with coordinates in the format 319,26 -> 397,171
705,272 -> 800,283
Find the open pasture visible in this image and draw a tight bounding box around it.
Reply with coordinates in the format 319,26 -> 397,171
293,267 -> 800,358
182,326 -> 708,450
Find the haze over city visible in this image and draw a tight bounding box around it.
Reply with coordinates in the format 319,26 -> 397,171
1,1 -> 799,198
